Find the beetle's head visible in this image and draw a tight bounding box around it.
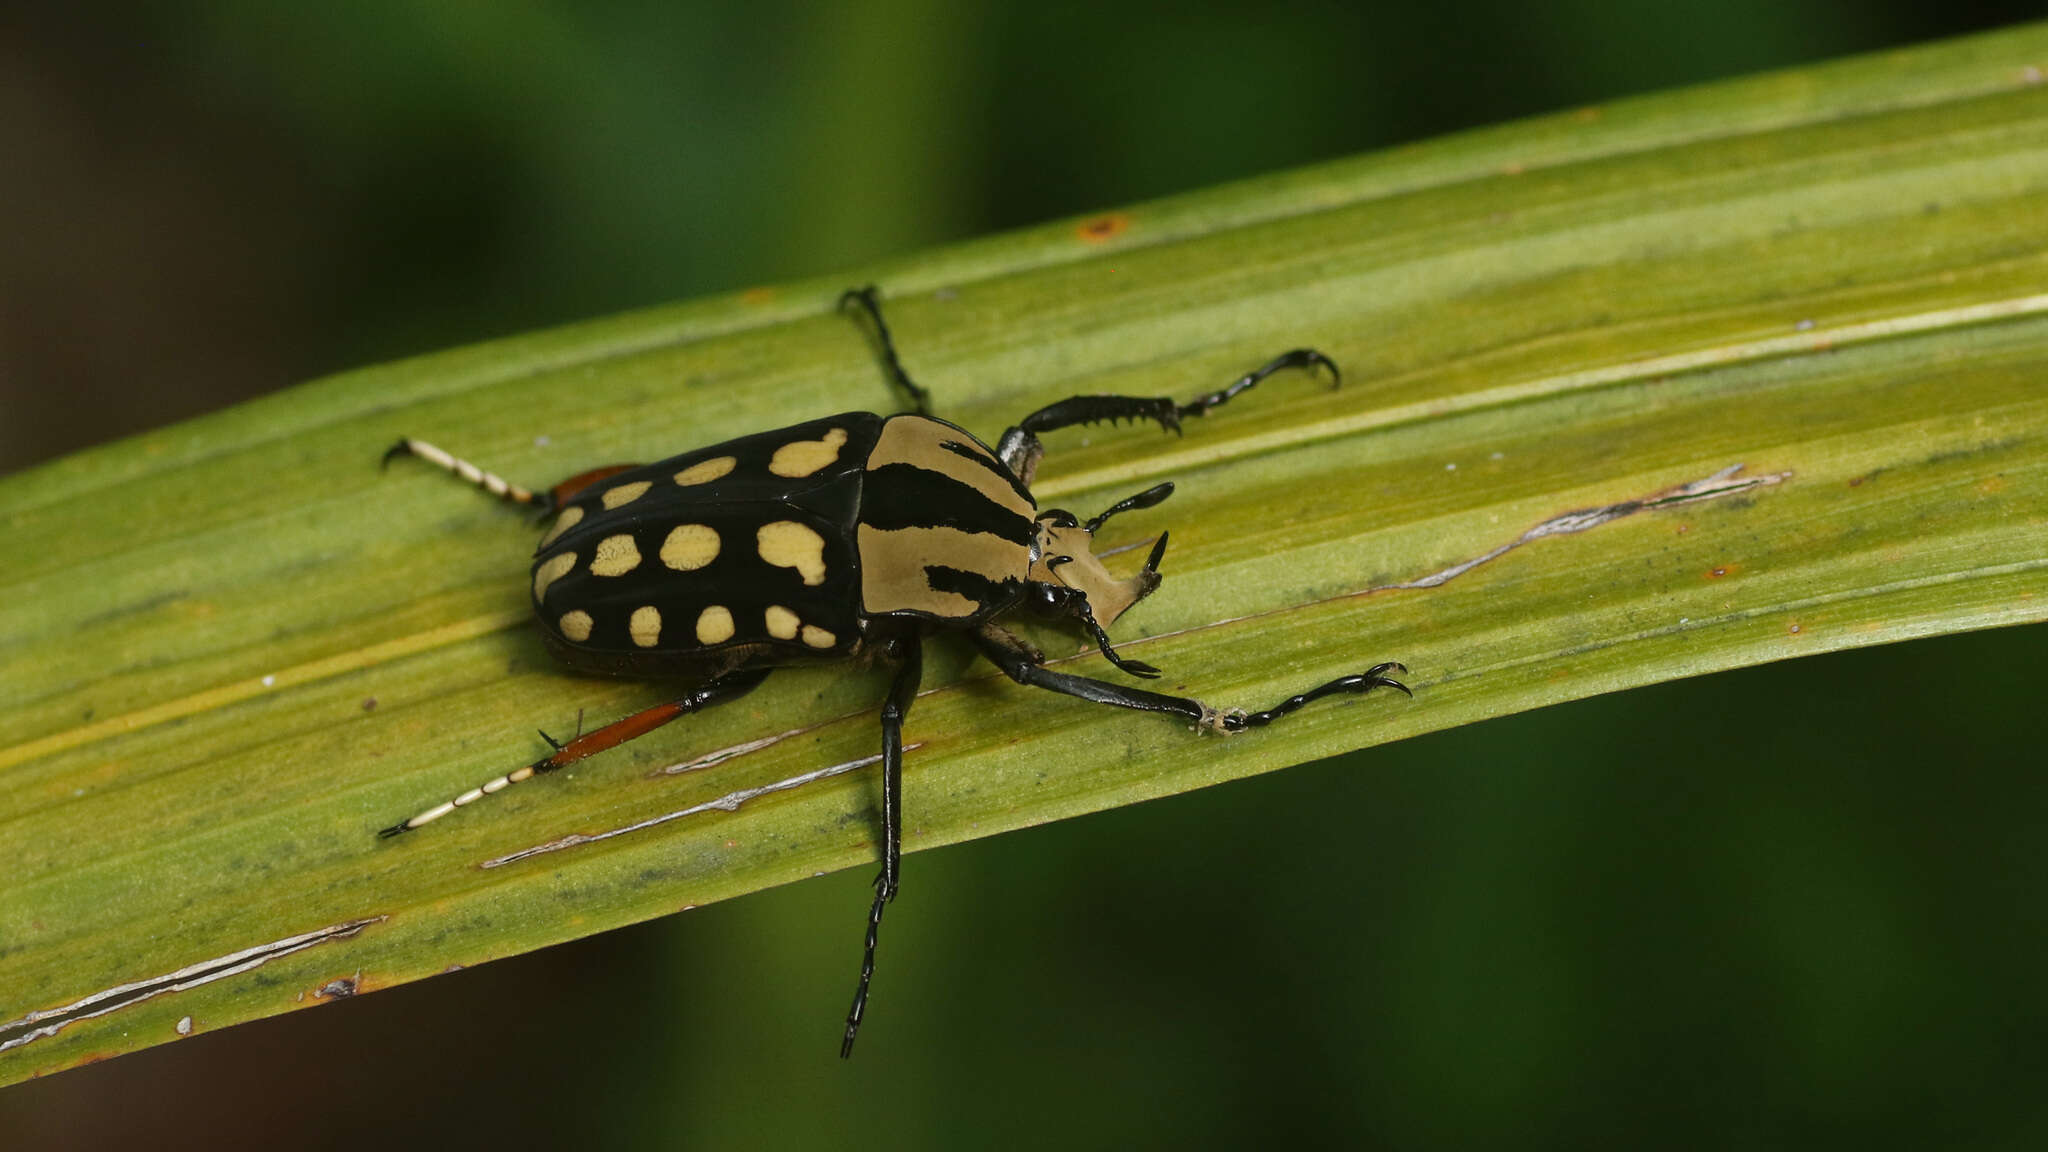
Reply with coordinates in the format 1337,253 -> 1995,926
1023,482 -> 1176,626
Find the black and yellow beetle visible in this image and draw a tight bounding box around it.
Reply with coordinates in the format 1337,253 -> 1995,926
380,287 -> 1410,1055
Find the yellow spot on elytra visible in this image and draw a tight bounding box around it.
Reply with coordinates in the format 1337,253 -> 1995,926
630,605 -> 662,647
765,605 -> 799,640
591,534 -> 642,576
558,610 -> 593,642
539,504 -> 584,548
696,605 -> 735,644
661,524 -> 721,571
533,552 -> 577,602
601,480 -> 653,509
769,427 -> 849,478
675,456 -> 736,486
800,624 -> 836,649
757,520 -> 828,585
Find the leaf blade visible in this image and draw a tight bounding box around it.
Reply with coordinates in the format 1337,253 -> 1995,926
5,23 -> 2048,1083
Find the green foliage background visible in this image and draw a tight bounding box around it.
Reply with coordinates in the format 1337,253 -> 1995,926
3,3 -> 2044,1147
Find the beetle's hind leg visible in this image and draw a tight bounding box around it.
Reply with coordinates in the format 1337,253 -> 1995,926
382,438 -> 549,508
971,625 -> 1407,733
840,285 -> 933,416
994,349 -> 1340,484
383,439 -> 645,516
376,668 -> 771,838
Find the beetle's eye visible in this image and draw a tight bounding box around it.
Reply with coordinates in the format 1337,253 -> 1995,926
1029,583 -> 1067,614
1038,509 -> 1079,529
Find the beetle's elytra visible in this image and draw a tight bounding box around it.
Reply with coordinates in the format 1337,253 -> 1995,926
381,286 -> 1410,1056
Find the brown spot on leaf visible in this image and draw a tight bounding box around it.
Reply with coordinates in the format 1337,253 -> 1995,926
1704,563 -> 1741,580
1076,213 -> 1129,243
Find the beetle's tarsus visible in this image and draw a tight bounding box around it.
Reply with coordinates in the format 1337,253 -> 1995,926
1228,662 -> 1411,730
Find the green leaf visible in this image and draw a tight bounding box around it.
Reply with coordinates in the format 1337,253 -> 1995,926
4,23 -> 2046,1083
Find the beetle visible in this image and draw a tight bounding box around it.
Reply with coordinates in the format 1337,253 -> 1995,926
380,286 -> 1410,1055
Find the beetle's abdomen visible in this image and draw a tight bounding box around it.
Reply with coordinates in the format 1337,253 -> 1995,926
531,415 -> 883,671
855,414 -> 1036,622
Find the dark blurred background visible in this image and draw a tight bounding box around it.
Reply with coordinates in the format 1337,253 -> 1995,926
4,3 -> 2043,1147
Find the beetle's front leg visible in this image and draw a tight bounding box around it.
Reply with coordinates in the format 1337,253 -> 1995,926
994,349 -> 1339,483
842,631 -> 924,1058
971,625 -> 1407,732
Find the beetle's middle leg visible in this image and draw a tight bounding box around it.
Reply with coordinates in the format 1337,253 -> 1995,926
383,439 -> 644,515
842,631 -> 924,1058
376,667 -> 771,838
840,285 -> 933,416
994,349 -> 1339,484
971,625 -> 1407,732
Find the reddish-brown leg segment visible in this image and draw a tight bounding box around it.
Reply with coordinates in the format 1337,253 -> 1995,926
377,668 -> 771,838
547,464 -> 642,508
